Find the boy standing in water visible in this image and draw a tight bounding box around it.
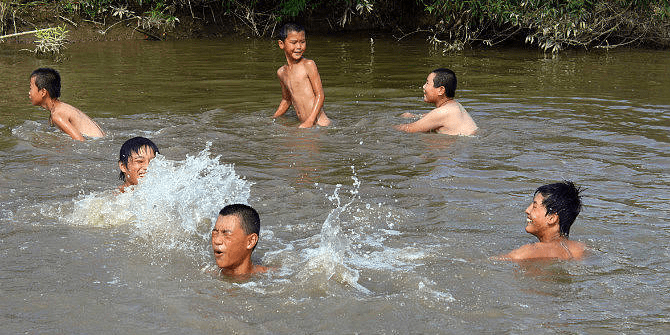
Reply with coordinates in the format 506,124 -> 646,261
211,204 -> 268,276
28,68 -> 104,141
496,181 -> 586,261
118,137 -> 159,192
394,68 -> 477,136
273,23 -> 331,128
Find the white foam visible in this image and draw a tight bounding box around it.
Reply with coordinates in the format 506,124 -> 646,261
68,143 -> 252,249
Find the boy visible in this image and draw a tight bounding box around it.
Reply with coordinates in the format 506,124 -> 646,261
394,68 -> 477,136
273,23 -> 331,128
28,68 -> 104,141
211,204 -> 268,276
496,181 -> 585,261
118,137 -> 159,192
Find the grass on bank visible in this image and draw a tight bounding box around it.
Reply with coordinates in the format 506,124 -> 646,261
2,0 -> 669,53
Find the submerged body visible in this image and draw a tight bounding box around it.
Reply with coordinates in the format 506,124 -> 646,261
496,182 -> 585,261
273,27 -> 331,128
397,100 -> 477,136
211,204 -> 268,276
395,69 -> 477,136
29,70 -> 104,141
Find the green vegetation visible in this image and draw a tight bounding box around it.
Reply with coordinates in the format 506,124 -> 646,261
1,0 -> 669,52
33,25 -> 69,55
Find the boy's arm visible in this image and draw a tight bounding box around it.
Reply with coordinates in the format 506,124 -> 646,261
273,71 -> 292,118
300,60 -> 324,128
50,114 -> 85,141
394,108 -> 447,133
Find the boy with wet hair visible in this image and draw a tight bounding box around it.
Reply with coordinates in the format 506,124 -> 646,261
118,137 -> 159,192
28,68 -> 104,141
496,181 -> 585,261
394,68 -> 477,136
273,23 -> 331,128
211,204 -> 268,276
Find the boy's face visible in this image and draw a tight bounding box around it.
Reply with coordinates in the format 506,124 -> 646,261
422,72 -> 444,103
119,146 -> 156,186
524,193 -> 558,237
279,30 -> 306,62
211,214 -> 256,269
28,76 -> 46,106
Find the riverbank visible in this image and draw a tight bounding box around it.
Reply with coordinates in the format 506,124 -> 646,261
2,0 -> 669,52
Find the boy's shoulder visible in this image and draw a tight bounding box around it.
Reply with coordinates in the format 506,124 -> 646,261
52,101 -> 81,116
432,100 -> 464,115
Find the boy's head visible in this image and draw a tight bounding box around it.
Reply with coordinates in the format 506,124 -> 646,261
534,181 -> 583,237
118,137 -> 159,184
278,23 -> 305,42
430,68 -> 457,98
212,204 -> 261,269
30,68 -> 61,99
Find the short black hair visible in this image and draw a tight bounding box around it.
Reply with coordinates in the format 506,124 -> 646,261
535,181 -> 583,237
431,68 -> 457,98
118,137 -> 159,181
31,68 -> 61,99
279,22 -> 305,41
219,204 -> 260,236
219,204 -> 261,251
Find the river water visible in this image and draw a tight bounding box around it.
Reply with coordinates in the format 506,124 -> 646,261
1,36 -> 669,333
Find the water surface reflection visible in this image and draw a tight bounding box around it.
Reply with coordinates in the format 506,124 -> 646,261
0,37 -> 668,333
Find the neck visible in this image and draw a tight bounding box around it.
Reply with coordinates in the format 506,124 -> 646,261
285,56 -> 302,66
538,231 -> 566,243
435,97 -> 453,108
43,98 -> 58,113
221,258 -> 255,276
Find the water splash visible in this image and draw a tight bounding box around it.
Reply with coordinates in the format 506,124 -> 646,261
68,143 -> 252,249
297,169 -> 371,293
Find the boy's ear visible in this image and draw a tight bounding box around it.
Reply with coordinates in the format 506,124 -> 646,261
118,161 -> 128,174
246,233 -> 259,250
546,213 -> 559,226
436,85 -> 446,96
278,40 -> 285,49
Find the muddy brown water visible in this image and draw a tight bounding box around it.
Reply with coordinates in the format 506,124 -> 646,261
1,36 -> 669,333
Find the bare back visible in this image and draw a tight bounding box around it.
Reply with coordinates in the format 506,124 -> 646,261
499,240 -> 586,261
276,58 -> 330,127
395,100 -> 477,135
51,101 -> 104,140
433,101 -> 478,135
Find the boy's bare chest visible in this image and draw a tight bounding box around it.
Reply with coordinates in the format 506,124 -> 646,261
281,66 -> 309,84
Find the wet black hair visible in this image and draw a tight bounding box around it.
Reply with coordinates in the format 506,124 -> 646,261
118,137 -> 159,181
219,204 -> 261,250
535,181 -> 583,237
431,68 -> 457,98
30,68 -> 61,99
279,22 -> 305,41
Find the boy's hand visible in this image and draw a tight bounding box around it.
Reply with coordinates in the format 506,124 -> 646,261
400,112 -> 419,118
298,121 -> 314,128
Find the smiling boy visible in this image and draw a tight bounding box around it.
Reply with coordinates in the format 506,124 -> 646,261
273,23 -> 331,128
211,204 -> 268,276
496,181 -> 585,261
29,68 -> 104,141
118,137 -> 159,192
394,68 -> 477,136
